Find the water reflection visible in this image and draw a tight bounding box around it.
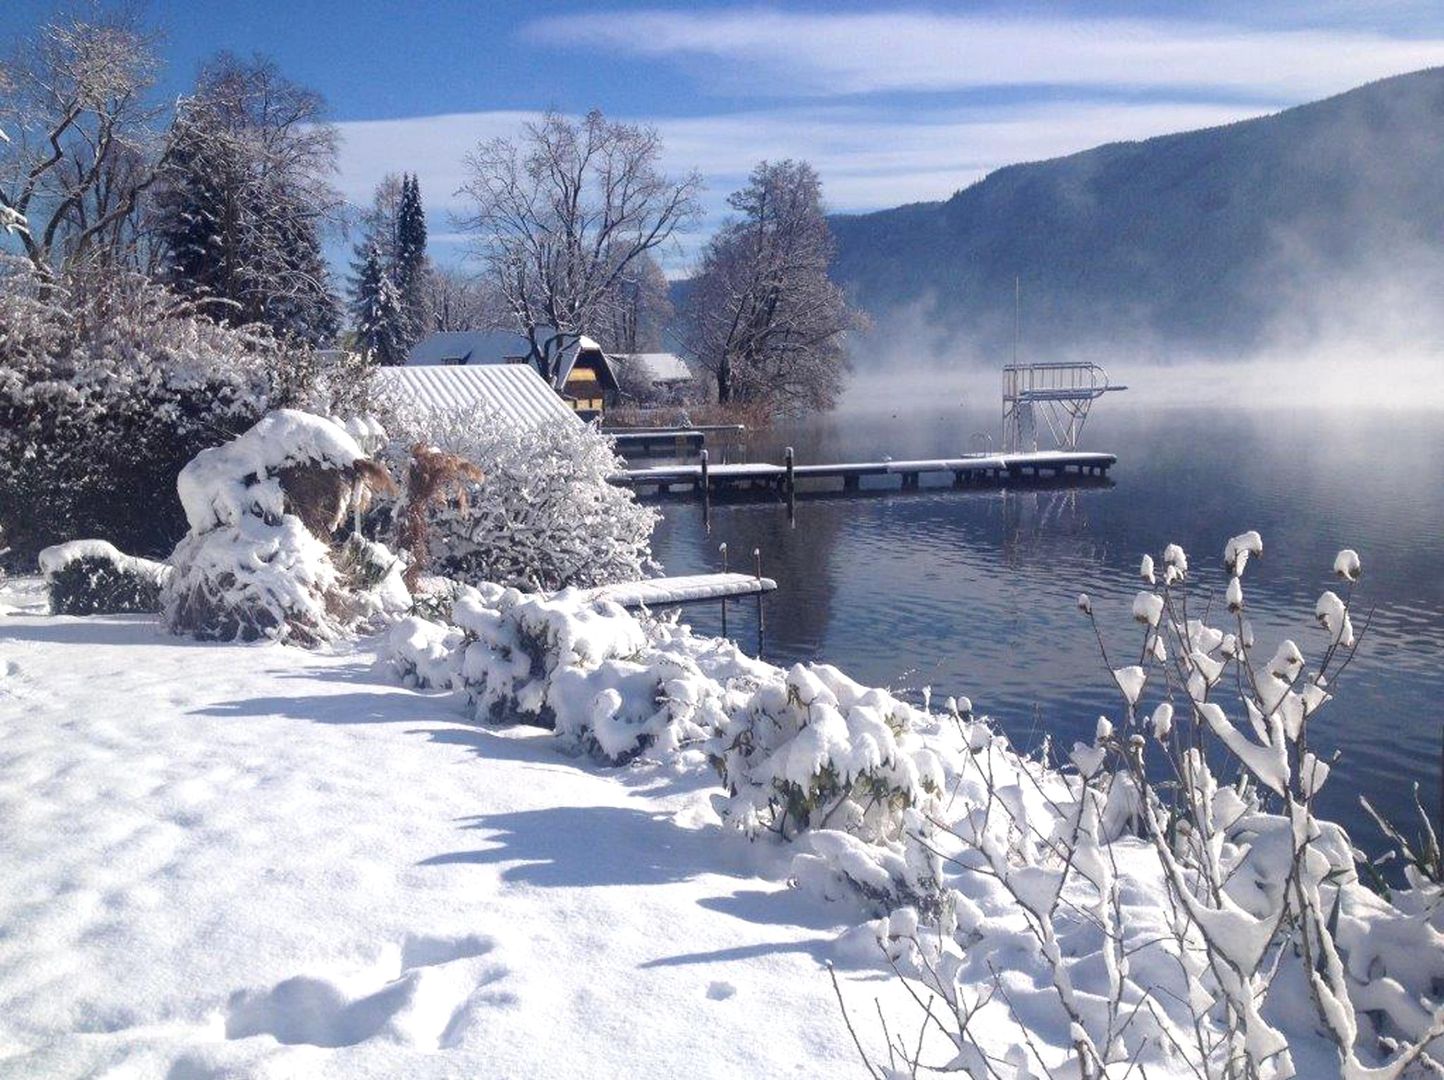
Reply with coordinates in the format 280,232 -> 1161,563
645,404 -> 1444,847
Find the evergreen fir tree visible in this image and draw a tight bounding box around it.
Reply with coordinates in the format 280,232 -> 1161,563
352,242 -> 406,366
393,173 -> 431,347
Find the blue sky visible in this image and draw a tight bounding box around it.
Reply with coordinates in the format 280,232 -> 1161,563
6,1 -> 1444,269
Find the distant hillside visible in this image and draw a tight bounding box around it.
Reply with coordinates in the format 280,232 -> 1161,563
828,68 -> 1444,364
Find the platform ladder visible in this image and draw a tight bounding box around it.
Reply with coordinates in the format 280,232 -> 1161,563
1002,362 -> 1126,453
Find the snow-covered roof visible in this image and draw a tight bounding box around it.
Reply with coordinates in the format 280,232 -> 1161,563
375,364 -> 582,429
613,352 -> 693,384
406,331 -> 529,367
554,337 -> 619,394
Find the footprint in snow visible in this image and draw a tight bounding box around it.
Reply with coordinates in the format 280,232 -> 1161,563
225,932 -> 513,1051
706,980 -> 736,1001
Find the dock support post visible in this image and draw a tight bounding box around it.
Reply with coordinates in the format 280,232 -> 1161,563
785,446 -> 796,525
754,547 -> 765,657
700,449 -> 710,531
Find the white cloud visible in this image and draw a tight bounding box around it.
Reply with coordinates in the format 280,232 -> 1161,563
521,9 -> 1444,100
336,98 -> 1269,269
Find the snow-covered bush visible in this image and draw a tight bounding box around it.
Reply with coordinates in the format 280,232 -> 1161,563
38,539 -> 172,615
379,401 -> 657,591
164,410 -> 401,645
382,585 -> 950,854
841,535 -> 1444,1080
386,584 -> 728,762
0,260 -> 374,565
710,663 -> 946,842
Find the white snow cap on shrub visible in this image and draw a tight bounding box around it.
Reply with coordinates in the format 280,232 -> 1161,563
177,409 -> 366,532
164,411 -> 387,646
1333,548 -> 1362,582
1315,590 -> 1355,647
1223,530 -> 1263,576
38,539 -> 172,586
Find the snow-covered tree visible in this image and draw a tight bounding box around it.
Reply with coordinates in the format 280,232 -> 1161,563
595,251 -> 672,354
0,11 -> 167,279
393,173 -> 430,348
164,410 -> 402,645
424,266 -> 499,332
349,173 -> 430,357
154,53 -> 340,344
682,160 -> 862,416
459,109 -> 701,383
351,242 -> 407,367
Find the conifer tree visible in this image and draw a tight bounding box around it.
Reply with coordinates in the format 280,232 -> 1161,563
394,174 -> 431,347
352,242 -> 406,366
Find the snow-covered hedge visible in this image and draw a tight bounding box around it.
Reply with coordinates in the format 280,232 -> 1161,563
0,260 -> 374,565
379,402 -> 657,591
387,584 -> 727,761
383,584 -> 954,848
164,410 -> 405,645
38,539 -> 173,615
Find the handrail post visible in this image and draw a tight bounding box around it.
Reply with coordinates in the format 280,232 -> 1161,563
753,546 -> 765,656
719,542 -> 728,638
785,446 -> 796,525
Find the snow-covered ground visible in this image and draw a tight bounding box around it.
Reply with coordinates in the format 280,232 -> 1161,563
0,579 -> 889,1078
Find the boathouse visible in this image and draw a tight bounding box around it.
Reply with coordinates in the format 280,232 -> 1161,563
374,363 -> 582,432
406,330 -> 621,420
555,336 -> 621,419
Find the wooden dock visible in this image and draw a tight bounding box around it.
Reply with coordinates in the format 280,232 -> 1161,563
587,572 -> 777,608
613,450 -> 1116,497
604,425 -> 746,456
587,571 -> 777,650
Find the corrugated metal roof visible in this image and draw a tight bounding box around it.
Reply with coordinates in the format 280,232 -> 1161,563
405,330 -> 529,366
374,364 -> 582,430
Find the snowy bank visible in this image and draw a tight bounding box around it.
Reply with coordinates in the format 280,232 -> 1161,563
0,589 -> 881,1077
2,529 -> 1442,1078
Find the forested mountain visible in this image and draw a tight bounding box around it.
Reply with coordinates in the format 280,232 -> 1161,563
827,68 -> 1444,364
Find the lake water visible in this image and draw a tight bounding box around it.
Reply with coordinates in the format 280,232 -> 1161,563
644,389 -> 1444,850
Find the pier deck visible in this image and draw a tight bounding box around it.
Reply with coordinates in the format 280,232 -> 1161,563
587,572 -> 777,609
603,425 -> 747,456
613,450 -> 1116,496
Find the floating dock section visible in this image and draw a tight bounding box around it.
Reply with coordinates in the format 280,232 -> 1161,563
613,450 -> 1116,498
604,425 -> 747,456
587,572 -> 777,608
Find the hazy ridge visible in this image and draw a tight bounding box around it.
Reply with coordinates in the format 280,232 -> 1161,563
827,67 -> 1444,367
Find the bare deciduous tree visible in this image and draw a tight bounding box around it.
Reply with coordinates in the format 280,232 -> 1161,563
0,10 -> 167,279
424,265 -> 502,332
458,109 -> 701,383
682,160 -> 863,417
596,250 -> 672,354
